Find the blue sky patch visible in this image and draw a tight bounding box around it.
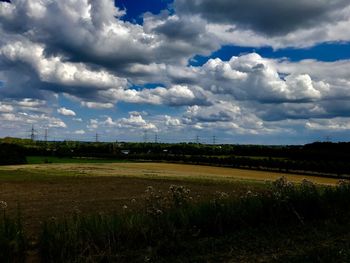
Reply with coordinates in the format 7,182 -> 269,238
116,0 -> 173,24
190,42 -> 350,66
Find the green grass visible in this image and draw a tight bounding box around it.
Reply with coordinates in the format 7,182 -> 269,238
26,156 -> 129,164
0,168 -> 84,182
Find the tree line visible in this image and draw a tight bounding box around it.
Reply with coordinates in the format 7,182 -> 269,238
1,138 -> 350,177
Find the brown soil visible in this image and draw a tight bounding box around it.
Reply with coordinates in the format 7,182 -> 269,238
0,162 -> 340,236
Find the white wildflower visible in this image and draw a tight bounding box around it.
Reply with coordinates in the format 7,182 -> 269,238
0,201 -> 7,210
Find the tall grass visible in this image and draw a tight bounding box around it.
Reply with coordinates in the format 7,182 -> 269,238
0,203 -> 27,262
1,177 -> 350,262
38,178 -> 350,262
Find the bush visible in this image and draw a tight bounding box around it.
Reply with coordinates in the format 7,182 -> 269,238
0,143 -> 27,165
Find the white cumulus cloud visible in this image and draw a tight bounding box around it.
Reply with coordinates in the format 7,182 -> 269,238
57,107 -> 76,116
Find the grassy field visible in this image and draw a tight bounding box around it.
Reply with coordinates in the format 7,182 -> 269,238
0,163 -> 339,233
0,162 -> 349,262
0,163 -> 262,233
1,162 -> 340,184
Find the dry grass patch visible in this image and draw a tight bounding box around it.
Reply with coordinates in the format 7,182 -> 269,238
0,162 -> 339,184
0,162 -> 339,235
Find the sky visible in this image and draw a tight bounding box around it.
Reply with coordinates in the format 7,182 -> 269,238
1,0 -> 350,144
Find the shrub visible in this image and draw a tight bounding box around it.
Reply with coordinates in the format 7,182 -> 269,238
0,143 -> 27,165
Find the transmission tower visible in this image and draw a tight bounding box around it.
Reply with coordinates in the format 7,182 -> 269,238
95,133 -> 99,143
154,133 -> 158,143
30,125 -> 37,141
212,135 -> 216,145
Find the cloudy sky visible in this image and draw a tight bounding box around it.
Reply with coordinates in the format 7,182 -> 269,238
1,0 -> 350,144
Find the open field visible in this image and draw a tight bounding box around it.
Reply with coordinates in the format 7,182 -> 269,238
1,162 -> 350,262
0,163 -> 339,234
0,162 -> 340,184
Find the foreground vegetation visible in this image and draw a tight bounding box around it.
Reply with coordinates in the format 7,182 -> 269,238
1,177 -> 350,262
0,204 -> 26,262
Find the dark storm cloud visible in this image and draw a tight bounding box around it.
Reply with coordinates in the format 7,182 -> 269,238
175,0 -> 350,35
321,99 -> 350,116
190,111 -> 233,123
152,16 -> 206,41
254,98 -> 350,122
256,103 -> 326,121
